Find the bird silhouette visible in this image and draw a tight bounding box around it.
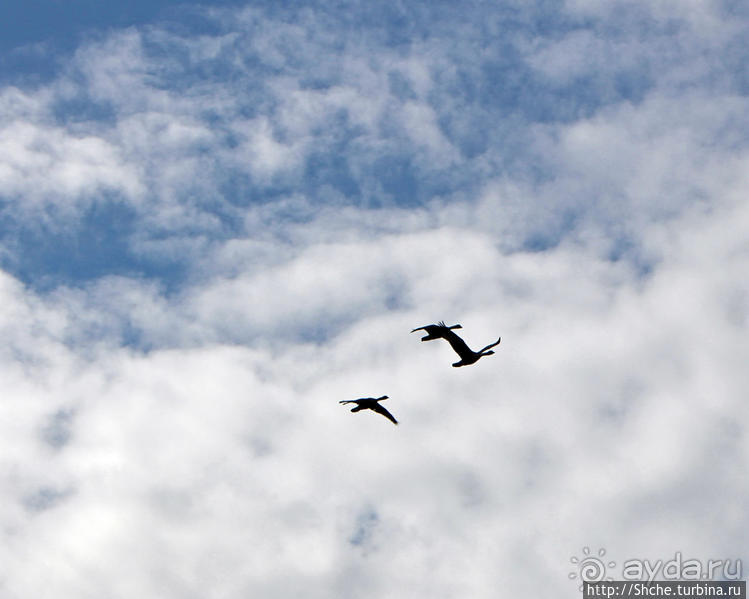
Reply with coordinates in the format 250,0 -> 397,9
339,396 -> 398,425
414,322 -> 500,367
410,320 -> 462,341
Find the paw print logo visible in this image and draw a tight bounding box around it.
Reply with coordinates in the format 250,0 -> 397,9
569,547 -> 617,591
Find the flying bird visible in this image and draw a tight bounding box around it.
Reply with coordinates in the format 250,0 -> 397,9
414,321 -> 501,367
410,320 -> 462,341
339,396 -> 398,425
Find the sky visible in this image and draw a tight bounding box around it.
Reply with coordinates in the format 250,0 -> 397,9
1,1 -> 748,597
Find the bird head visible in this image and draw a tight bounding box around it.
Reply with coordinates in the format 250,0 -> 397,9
482,350 -> 495,356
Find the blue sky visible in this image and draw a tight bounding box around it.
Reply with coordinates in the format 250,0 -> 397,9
2,0 -> 708,291
0,0 -> 248,55
1,2 -> 749,598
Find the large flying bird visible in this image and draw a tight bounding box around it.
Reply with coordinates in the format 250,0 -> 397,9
413,321 -> 501,367
339,396 -> 398,425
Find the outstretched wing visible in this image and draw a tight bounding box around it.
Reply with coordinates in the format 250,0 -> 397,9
440,327 -> 474,360
477,337 -> 501,354
411,322 -> 460,336
371,402 -> 398,425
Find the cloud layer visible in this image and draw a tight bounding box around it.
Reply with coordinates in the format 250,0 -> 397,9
1,2 -> 748,597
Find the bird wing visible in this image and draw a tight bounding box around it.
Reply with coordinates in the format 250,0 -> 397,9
478,337 -> 501,354
441,328 -> 474,359
371,402 -> 398,425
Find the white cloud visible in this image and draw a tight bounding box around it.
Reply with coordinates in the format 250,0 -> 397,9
1,2 -> 749,598
0,118 -> 143,212
526,30 -> 635,85
3,190 -> 747,596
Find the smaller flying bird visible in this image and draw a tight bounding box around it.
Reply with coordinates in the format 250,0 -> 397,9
339,396 -> 398,425
410,320 -> 462,341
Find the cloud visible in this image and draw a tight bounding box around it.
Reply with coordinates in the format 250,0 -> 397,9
1,2 -> 748,598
